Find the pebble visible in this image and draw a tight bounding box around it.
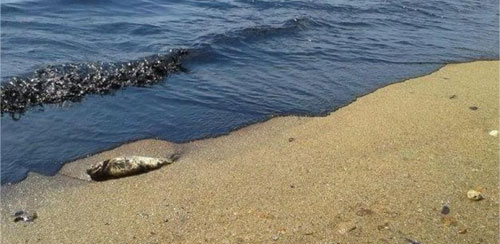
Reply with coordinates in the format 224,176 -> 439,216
469,106 -> 478,110
467,190 -> 483,201
458,228 -> 467,234
489,130 -> 499,137
440,206 -> 450,215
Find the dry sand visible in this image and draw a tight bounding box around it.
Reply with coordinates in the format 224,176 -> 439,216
1,61 -> 499,244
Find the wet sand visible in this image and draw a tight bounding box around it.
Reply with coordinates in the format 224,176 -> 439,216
1,61 -> 499,243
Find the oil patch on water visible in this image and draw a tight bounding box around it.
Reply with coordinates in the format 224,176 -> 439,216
1,49 -> 188,114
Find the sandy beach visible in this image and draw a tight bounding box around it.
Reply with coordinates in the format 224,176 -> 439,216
1,61 -> 498,243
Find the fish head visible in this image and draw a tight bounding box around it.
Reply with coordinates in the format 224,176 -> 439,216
86,160 -> 109,181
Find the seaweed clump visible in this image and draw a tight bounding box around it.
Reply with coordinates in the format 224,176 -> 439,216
1,49 -> 189,114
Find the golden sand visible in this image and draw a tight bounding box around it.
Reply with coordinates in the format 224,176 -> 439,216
1,61 -> 499,243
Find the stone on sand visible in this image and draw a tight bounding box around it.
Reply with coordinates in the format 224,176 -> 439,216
467,190 -> 483,201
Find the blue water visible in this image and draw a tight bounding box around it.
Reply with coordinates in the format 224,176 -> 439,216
1,0 -> 498,184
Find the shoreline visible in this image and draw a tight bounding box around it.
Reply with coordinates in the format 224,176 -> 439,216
1,60 -> 499,243
2,58 -> 497,185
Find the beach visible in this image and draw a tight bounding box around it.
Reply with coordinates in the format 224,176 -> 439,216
1,60 -> 498,243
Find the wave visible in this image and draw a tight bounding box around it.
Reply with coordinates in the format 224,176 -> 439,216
0,49 -> 188,114
196,17 -> 315,46
1,17 -> 315,116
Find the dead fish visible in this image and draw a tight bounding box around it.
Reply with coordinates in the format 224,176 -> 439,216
87,155 -> 179,181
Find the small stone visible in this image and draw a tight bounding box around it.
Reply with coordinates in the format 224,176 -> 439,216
441,206 -> 450,215
288,138 -> 295,142
467,190 -> 483,201
458,228 -> 467,234
469,106 -> 478,110
489,130 -> 499,137
449,95 -> 457,99
272,234 -> 280,241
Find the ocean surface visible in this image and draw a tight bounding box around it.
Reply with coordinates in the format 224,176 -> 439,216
1,0 -> 498,184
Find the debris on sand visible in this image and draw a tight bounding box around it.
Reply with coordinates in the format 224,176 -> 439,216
12,211 -> 38,223
489,130 -> 499,137
405,238 -> 421,244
